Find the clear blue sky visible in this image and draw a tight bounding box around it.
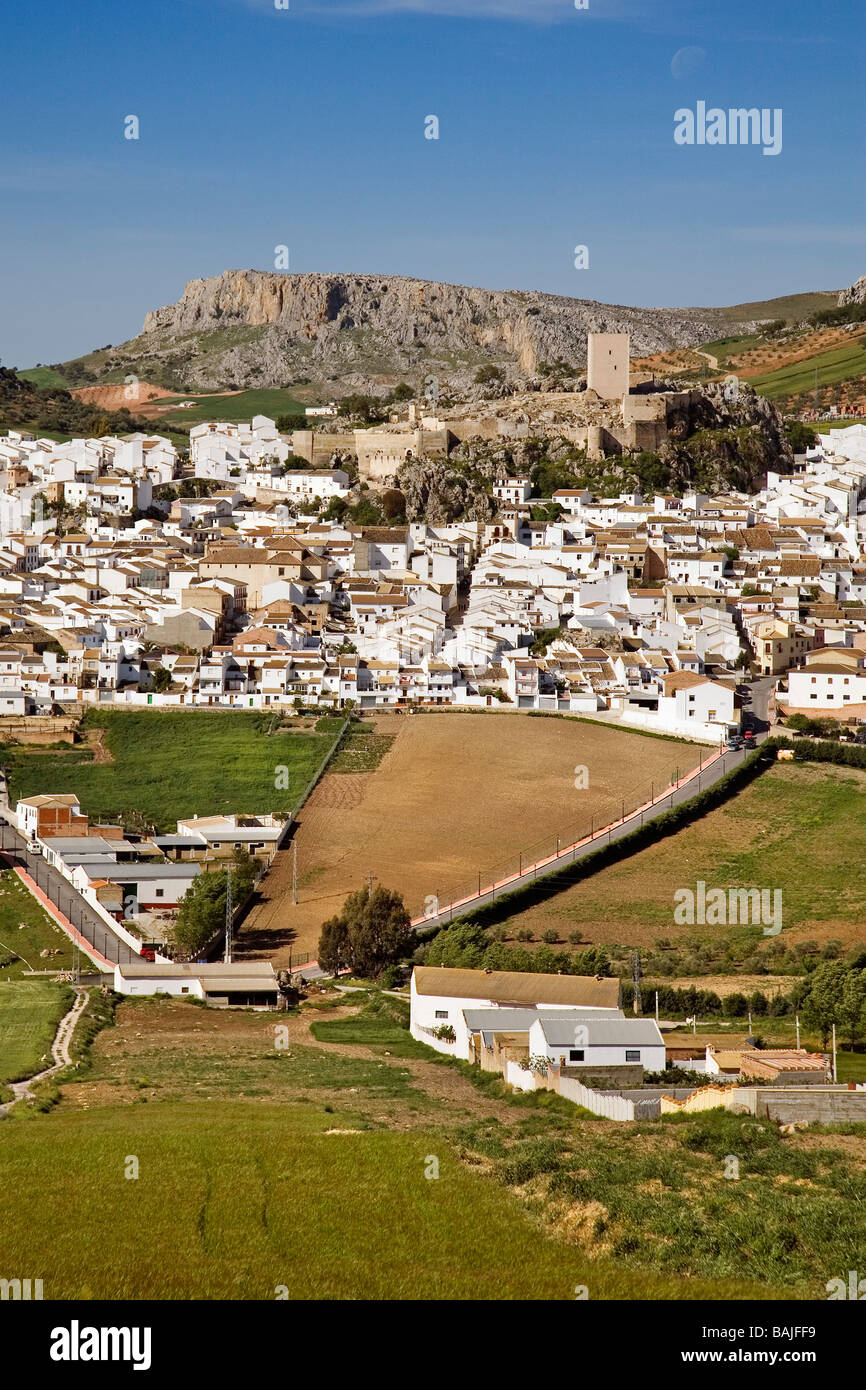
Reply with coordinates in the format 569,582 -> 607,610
1,0 -> 863,365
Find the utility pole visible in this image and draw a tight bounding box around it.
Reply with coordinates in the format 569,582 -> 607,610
223,867 -> 233,965
655,990 -> 659,1023
291,840 -> 298,906
832,1023 -> 837,1082
795,1013 -> 800,1049
631,950 -> 642,1016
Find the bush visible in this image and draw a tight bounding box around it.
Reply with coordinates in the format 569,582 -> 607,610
516,928 -> 534,943
541,928 -> 560,944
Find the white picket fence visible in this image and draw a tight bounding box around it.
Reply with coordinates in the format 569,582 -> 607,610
558,1075 -> 636,1121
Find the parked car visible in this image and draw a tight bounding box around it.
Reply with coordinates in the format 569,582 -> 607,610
726,734 -> 743,750
743,730 -> 756,745
26,838 -> 42,855
139,946 -> 156,963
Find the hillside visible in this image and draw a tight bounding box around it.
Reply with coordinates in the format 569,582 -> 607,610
0,366 -> 161,440
47,270 -> 817,400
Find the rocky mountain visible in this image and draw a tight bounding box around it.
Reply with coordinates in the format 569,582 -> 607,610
839,274 -> 866,306
68,270 -> 767,397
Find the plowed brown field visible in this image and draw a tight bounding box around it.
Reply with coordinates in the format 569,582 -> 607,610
235,712 -> 701,967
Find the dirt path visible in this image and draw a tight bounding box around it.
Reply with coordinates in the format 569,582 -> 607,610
0,986 -> 88,1115
83,727 -> 113,764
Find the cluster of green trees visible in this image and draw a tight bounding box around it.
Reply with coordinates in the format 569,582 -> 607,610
172,849 -> 258,959
153,478 -> 225,503
620,980 -> 792,1018
635,932 -> 843,982
336,383 -> 415,423
808,302 -> 866,329
474,365 -> 505,385
417,919 -> 611,977
317,885 -> 413,979
316,488 -> 406,527
275,413 -> 307,432
784,420 -> 818,452
0,366 -> 158,437
790,960 -> 866,1047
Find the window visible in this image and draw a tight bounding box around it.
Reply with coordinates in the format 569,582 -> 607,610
155,888 -> 164,898
435,1010 -> 448,1019
569,1049 -> 585,1062
181,986 -> 189,994
625,1050 -> 640,1062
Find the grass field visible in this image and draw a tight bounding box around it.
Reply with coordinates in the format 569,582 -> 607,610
150,388 -> 308,427
745,335 -> 866,398
0,866 -> 76,979
495,761 -> 866,953
17,366 -> 71,389
0,709 -> 344,832
0,980 -> 71,1085
237,712 -> 702,966
0,990 -> 853,1298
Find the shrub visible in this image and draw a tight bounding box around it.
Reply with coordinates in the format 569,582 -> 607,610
542,928 -> 560,945
516,928 -> 534,943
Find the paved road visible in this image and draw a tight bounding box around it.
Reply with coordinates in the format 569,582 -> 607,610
0,824 -> 140,967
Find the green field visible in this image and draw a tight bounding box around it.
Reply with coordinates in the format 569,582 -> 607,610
0,867 -> 75,980
0,980 -> 71,1086
746,335 -> 866,398
494,762 -> 866,956
0,991 -> 794,1300
153,388 -> 309,428
17,366 -> 71,389
0,1099 -> 778,1301
0,709 -> 344,832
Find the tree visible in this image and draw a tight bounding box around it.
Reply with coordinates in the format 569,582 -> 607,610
474,364 -> 505,385
802,961 -> 849,1046
317,885 -> 412,980
151,667 -> 172,693
230,846 -> 258,898
173,871 -> 227,959
722,991 -> 748,1018
839,969 -> 866,1049
323,495 -> 348,523
785,420 -> 818,453
381,488 -> 406,521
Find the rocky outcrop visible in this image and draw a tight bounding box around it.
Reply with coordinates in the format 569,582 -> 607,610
658,382 -> 792,493
838,274 -> 866,306
135,269 -> 729,394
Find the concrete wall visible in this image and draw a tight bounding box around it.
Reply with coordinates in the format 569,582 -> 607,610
755,1088 -> 866,1123
560,1062 -> 645,1087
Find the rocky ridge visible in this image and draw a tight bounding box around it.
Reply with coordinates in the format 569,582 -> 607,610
133,270 -> 740,394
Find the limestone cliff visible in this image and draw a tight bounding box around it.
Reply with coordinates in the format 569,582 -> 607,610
839,274 -> 866,306
133,269 -> 729,393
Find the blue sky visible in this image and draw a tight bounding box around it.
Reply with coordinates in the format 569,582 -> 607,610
1,0 -> 863,365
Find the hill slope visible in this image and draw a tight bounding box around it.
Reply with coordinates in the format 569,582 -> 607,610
51,270 -> 827,399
